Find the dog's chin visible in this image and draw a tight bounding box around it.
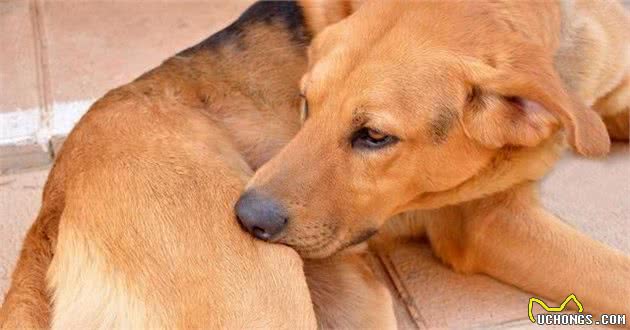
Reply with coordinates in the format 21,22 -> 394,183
287,228 -> 379,259
289,239 -> 343,259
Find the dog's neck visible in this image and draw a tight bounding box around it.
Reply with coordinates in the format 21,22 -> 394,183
405,135 -> 564,212
136,2 -> 311,170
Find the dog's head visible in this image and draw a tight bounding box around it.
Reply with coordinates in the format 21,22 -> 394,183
235,1 -> 610,258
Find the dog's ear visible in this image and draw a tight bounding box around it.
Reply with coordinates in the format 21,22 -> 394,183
299,0 -> 361,35
461,51 -> 610,157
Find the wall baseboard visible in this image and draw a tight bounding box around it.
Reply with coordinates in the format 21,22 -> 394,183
0,99 -> 94,173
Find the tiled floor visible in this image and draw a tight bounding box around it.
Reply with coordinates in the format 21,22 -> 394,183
0,166 -> 49,297
1,1 -> 40,112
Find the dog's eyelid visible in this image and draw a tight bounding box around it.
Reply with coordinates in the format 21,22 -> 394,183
351,109 -> 403,143
361,119 -> 402,141
363,126 -> 386,136
350,126 -> 401,151
351,108 -> 375,128
366,127 -> 401,142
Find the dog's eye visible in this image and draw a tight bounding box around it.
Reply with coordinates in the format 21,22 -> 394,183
299,93 -> 308,122
351,127 -> 398,150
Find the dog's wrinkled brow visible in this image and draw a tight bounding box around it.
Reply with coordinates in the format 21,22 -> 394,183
351,110 -> 370,129
429,108 -> 457,144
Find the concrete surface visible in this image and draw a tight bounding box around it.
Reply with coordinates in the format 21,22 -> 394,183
0,166 -> 49,297
1,145 -> 628,327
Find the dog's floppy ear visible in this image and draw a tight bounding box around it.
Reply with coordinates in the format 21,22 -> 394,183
299,0 -> 361,35
461,51 -> 610,157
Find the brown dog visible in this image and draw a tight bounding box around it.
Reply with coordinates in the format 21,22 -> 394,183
238,0 -> 630,318
0,2 -> 395,328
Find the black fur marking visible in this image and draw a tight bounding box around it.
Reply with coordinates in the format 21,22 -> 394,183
430,108 -> 457,144
466,85 -> 487,113
179,1 -> 311,55
467,85 -> 482,104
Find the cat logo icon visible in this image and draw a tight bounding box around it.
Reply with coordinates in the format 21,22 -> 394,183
528,294 -> 583,323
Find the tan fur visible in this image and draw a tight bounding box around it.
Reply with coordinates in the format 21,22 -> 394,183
305,245 -> 396,329
245,0 -> 630,317
300,0 -> 361,36
595,75 -> 630,141
0,9 -> 395,329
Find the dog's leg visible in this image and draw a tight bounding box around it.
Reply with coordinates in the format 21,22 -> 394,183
0,221 -> 53,329
0,205 -> 61,329
304,246 -> 397,329
426,183 -> 630,316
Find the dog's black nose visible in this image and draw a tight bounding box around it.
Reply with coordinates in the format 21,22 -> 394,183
235,190 -> 288,241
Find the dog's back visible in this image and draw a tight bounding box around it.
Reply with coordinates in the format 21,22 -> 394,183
0,2 -> 315,328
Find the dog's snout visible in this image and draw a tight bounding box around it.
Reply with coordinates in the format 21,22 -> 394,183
235,190 -> 288,241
